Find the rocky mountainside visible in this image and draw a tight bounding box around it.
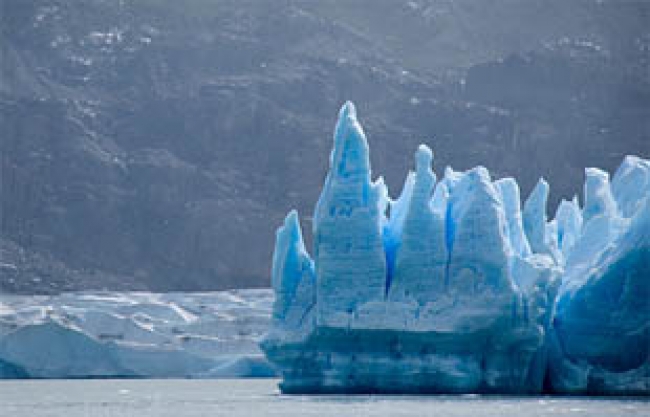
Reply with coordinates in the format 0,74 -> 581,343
1,0 -> 648,293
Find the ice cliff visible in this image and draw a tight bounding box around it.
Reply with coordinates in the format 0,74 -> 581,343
261,102 -> 649,395
0,290 -> 275,378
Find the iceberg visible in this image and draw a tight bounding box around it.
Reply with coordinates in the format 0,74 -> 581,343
262,102 -> 649,395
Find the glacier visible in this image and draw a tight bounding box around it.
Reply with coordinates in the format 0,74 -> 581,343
261,102 -> 649,395
0,290 -> 276,378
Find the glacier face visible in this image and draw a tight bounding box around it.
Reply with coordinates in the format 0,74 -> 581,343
261,102 -> 649,395
0,290 -> 276,378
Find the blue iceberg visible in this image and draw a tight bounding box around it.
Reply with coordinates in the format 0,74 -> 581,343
261,102 -> 649,395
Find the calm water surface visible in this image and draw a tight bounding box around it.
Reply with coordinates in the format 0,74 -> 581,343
0,379 -> 647,417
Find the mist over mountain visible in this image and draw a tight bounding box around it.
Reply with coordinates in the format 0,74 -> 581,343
1,0 -> 648,293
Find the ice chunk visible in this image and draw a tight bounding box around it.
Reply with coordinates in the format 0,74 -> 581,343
562,168 -> 626,289
496,177 -> 532,258
523,178 -> 562,263
0,319 -> 126,378
523,178 -> 550,254
271,210 -> 315,328
611,155 -> 650,218
549,197 -> 650,395
583,168 -> 617,224
554,197 -> 583,260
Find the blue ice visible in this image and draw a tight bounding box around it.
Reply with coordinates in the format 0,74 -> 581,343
262,102 -> 649,395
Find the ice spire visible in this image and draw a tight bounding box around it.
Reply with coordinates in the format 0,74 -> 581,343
496,178 -> 532,258
611,155 -> 650,218
271,210 -> 315,325
561,168 -> 622,283
554,198 -> 583,259
414,145 -> 435,196
312,102 -> 387,327
583,168 -> 617,224
523,178 -> 550,256
447,167 -> 512,293
389,145 -> 447,303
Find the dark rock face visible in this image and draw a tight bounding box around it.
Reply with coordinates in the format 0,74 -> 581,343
1,0 -> 648,293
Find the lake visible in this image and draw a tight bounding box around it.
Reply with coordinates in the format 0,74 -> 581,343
0,379 -> 647,416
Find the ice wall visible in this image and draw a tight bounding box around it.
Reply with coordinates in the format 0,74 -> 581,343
262,102 -> 649,395
548,166 -> 650,395
0,290 -> 276,379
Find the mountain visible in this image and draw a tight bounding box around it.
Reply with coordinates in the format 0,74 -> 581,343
1,0 -> 648,293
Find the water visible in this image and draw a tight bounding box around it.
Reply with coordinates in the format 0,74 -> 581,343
0,379 -> 647,417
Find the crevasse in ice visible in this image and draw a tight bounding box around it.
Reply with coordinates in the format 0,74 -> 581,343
261,102 -> 649,395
